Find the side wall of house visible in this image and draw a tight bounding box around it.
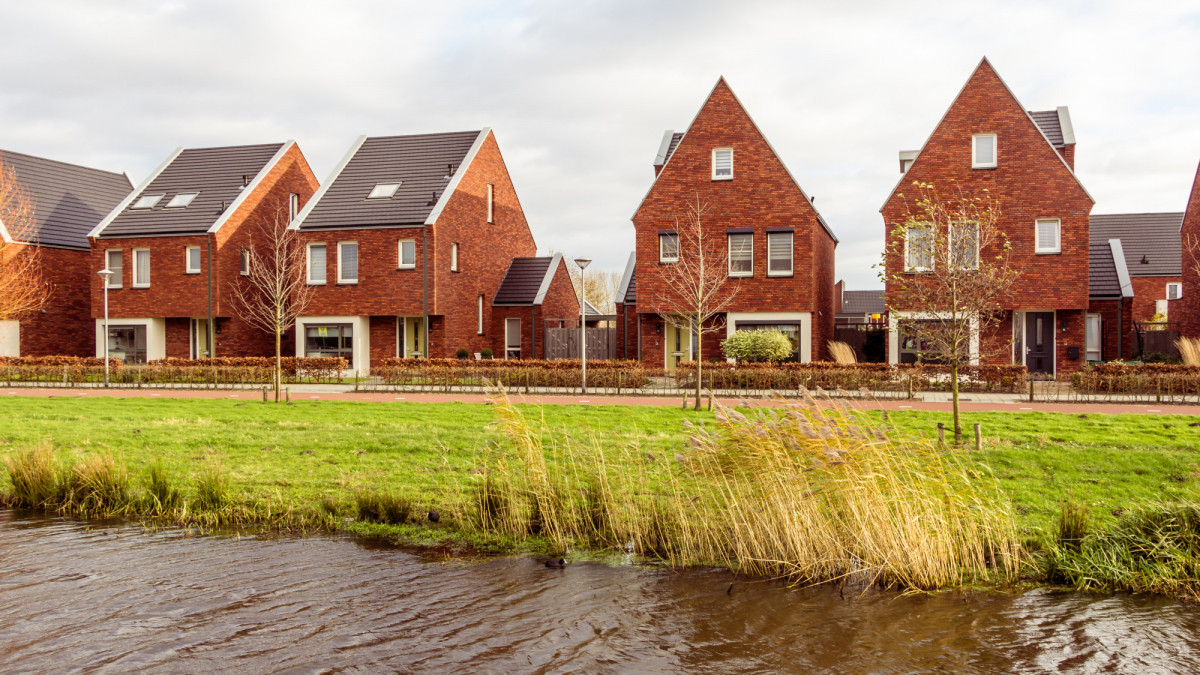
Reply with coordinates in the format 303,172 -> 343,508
19,246 -> 93,356
1130,275 -> 1182,323
1181,163 -> 1200,338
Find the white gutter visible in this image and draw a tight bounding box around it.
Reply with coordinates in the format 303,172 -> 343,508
532,252 -> 563,306
1110,238 -> 1135,298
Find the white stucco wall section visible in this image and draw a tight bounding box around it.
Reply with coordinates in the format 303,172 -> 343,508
295,315 -> 371,373
887,310 -> 979,365
726,311 -> 812,362
94,318 -> 167,362
0,320 -> 19,357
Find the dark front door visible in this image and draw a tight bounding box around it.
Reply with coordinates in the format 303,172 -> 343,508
1025,312 -> 1054,375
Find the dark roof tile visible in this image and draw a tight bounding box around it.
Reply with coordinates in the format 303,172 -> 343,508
1028,110 -> 1064,147
493,257 -> 554,305
839,290 -> 885,315
0,150 -> 131,249
1089,240 -> 1122,297
1089,212 -> 1183,277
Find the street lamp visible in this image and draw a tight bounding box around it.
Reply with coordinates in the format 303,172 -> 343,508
97,268 -> 112,387
573,257 -> 591,395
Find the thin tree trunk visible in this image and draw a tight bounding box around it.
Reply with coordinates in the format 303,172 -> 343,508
952,360 -> 962,445
275,328 -> 282,403
693,314 -> 702,411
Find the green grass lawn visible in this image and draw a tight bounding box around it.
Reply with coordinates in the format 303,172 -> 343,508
1,396 -> 1198,545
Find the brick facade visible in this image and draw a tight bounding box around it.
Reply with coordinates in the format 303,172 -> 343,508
630,78 -> 837,368
882,58 -> 1094,377
490,257 -> 579,359
1129,275 -> 1181,323
15,246 -> 93,356
1179,162 -> 1200,338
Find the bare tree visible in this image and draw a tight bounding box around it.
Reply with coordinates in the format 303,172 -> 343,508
547,251 -> 622,315
649,195 -> 740,410
229,214 -> 314,401
0,159 -> 47,321
882,181 -> 1019,444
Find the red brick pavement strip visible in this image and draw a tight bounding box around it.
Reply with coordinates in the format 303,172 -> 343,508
3,387 -> 1200,415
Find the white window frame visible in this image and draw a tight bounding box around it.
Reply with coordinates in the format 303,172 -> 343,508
904,223 -> 933,272
1085,313 -> 1102,362
1167,282 -> 1182,300
486,183 -> 494,223
659,232 -> 679,263
166,192 -> 199,209
727,232 -> 754,278
289,193 -> 300,222
712,147 -> 733,180
766,231 -> 793,277
972,133 -> 997,169
131,194 -> 163,210
477,294 -> 484,335
239,249 -> 250,276
1035,218 -> 1061,254
398,239 -> 416,269
105,249 -> 123,289
949,221 -> 980,270
132,248 -> 151,288
337,241 -> 358,285
185,246 -> 201,274
306,243 -> 327,286
451,242 -> 459,272
368,182 -> 401,199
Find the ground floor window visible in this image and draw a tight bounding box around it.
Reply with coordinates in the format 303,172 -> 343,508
305,324 -> 353,366
733,322 -> 801,362
108,325 -> 147,365
897,319 -> 969,365
1085,314 -> 1102,362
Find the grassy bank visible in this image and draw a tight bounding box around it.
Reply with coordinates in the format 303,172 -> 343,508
1,395 -> 1198,592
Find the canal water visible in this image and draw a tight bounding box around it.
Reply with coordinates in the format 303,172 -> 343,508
1,511 -> 1197,673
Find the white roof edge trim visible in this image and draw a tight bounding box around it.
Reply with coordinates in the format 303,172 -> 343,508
1056,106 -> 1076,146
0,219 -> 10,243
532,251 -> 562,306
292,135 -> 366,231
1110,239 -> 1135,298
209,140 -> 294,234
615,250 -> 636,301
426,127 -> 490,226
89,146 -> 184,238
653,130 -> 675,166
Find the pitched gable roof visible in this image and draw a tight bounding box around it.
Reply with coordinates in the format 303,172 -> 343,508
839,290 -> 885,315
881,57 -> 1093,210
634,77 -> 837,242
616,251 -> 636,304
1028,108 -> 1075,148
493,253 -> 563,306
1090,238 -> 1135,298
94,142 -> 289,238
1090,212 -> 1183,277
0,150 -> 131,250
294,130 -> 485,231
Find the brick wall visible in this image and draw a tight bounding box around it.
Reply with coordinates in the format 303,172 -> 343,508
1130,275 -> 1181,323
1088,297 -> 1134,361
17,246 -> 93,356
1179,162 -> 1200,338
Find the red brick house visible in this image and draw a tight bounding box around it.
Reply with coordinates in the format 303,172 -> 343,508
491,252 -> 580,359
1179,162 -> 1200,339
622,78 -> 838,370
881,58 -> 1094,377
88,141 -> 319,363
0,150 -> 131,357
290,129 -> 559,368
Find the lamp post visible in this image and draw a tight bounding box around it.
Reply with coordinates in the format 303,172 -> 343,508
573,257 -> 591,395
97,268 -> 113,387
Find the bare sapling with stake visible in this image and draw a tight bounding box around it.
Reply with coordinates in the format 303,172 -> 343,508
0,159 -> 48,323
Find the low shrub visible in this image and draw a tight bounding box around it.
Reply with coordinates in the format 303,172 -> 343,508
721,330 -> 794,363
480,348 -> 493,359
1071,362 -> 1200,396
456,348 -> 469,359
0,356 -> 348,386
195,462 -> 231,510
355,491 -> 413,524
3,443 -> 61,508
676,361 -> 1027,393
63,455 -> 131,515
371,358 -> 654,390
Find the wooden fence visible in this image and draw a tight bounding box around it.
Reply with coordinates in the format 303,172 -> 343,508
545,326 -> 615,360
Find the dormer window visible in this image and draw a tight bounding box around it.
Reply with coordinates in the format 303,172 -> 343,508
972,134 -> 997,169
131,194 -> 164,210
712,148 -> 733,180
368,182 -> 402,199
166,192 -> 199,208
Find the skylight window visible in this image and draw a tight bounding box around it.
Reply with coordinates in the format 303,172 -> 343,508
131,194 -> 164,210
368,182 -> 402,199
166,192 -> 199,208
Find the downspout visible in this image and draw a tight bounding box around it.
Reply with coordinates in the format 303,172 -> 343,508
637,312 -> 642,362
530,305 -> 536,359
1117,298 -> 1123,361
207,235 -> 215,358
422,226 -> 429,357
622,305 -> 628,359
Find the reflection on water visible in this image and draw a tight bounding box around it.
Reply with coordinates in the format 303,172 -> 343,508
0,511 -> 1196,673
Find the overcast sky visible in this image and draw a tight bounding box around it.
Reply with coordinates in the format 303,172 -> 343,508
2,0 -> 1198,289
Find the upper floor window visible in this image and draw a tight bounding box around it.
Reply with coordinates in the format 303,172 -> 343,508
486,183 -> 494,223
477,294 -> 484,335
905,223 -> 933,272
659,232 -> 679,263
368,182 -> 401,199
767,231 -> 793,277
133,249 -> 151,288
239,249 -> 250,276
398,239 -> 416,269
728,232 -> 753,277
1168,282 -> 1182,300
105,250 -> 123,288
307,243 -> 327,285
337,242 -> 358,284
451,242 -> 459,272
289,193 -> 300,222
185,246 -> 201,274
972,134 -> 997,169
712,148 -> 733,180
1035,218 -> 1061,254
131,194 -> 163,210
166,192 -> 199,208
949,221 -> 979,269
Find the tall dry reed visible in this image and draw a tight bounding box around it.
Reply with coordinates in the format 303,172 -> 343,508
1176,337 -> 1200,366
827,340 -> 857,364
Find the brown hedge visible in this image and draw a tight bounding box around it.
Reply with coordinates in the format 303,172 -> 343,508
371,358 -> 654,389
1071,362 -> 1200,395
676,361 -> 1028,393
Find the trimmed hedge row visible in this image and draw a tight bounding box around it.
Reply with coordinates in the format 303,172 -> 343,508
676,361 -> 1028,393
371,358 -> 655,390
1071,362 -> 1200,396
0,356 -> 348,384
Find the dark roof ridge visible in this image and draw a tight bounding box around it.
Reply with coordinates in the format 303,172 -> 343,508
0,148 -> 127,180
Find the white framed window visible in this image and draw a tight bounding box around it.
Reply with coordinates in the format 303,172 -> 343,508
486,183 -> 494,223
949,221 -> 979,269
972,134 -> 997,169
451,242 -> 459,272
289,193 -> 300,222
132,248 -> 151,288
368,182 -> 401,199
239,249 -> 250,276
728,232 -> 753,277
477,294 -> 484,335
398,239 -> 416,269
1168,282 -> 1182,300
1085,313 -> 1102,362
659,232 -> 679,263
307,243 -> 327,285
767,231 -> 793,277
166,192 -> 199,208
337,242 -> 358,284
185,246 -> 201,274
131,194 -> 163,210
105,250 -> 123,289
712,147 -> 733,180
1035,218 -> 1061,254
904,223 -> 933,272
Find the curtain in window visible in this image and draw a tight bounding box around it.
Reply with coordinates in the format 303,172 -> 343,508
135,250 -> 150,285
1037,219 -> 1059,251
950,222 -> 979,269
906,225 -> 933,270
107,251 -> 123,288
309,245 -> 326,283
340,243 -> 358,281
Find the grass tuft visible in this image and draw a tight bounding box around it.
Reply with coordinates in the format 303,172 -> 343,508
355,490 -> 413,524
143,462 -> 182,512
194,461 -> 230,510
1055,499 -> 1090,551
3,443 -> 61,509
62,454 -> 131,516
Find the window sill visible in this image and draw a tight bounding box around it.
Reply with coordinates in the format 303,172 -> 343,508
902,269 -> 932,274
658,260 -> 678,265
132,284 -> 150,289
1035,250 -> 1061,255
185,271 -> 201,275
307,282 -> 326,286
766,273 -> 794,278
971,165 -> 997,170
398,266 -> 416,271
337,281 -> 359,285
728,274 -> 753,279
711,176 -> 733,181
